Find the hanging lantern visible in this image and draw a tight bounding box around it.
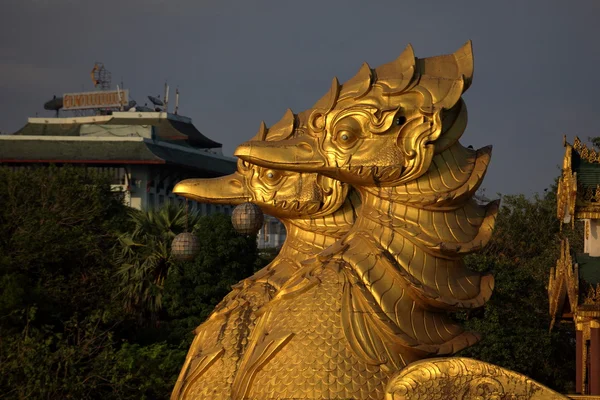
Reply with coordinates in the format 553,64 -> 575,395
232,202 -> 264,235
171,232 -> 200,261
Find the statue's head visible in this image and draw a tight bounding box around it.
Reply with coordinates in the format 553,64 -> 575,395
173,119 -> 349,220
234,42 -> 473,187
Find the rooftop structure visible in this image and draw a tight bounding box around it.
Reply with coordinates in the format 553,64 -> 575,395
1,84 -> 286,242
4,112 -> 228,168
1,59 -> 285,246
0,111 -> 236,213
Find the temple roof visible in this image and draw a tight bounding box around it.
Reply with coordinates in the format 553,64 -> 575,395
549,238 -> 600,329
12,112 -> 222,149
551,138 -> 600,331
557,136 -> 600,222
549,239 -> 577,328
572,152 -> 600,188
0,136 -> 236,176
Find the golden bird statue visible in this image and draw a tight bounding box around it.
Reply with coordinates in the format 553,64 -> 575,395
172,41 -> 569,400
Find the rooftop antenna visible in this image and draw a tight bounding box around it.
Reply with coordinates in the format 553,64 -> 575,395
43,94 -> 63,118
174,88 -> 180,115
164,82 -> 169,113
90,62 -> 111,90
116,85 -> 124,111
147,93 -> 164,112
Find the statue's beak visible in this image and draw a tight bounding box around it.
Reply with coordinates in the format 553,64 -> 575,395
172,171 -> 250,204
234,136 -> 325,171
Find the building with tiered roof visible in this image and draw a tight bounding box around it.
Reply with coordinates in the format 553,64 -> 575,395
0,110 -> 286,245
1,63 -> 286,245
0,111 -> 237,215
550,136 -> 600,396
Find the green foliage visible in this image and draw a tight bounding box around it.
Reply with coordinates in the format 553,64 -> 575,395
113,204 -> 260,342
113,204 -> 204,315
0,166 -> 262,399
0,165 -> 137,398
1,310 -> 184,399
161,213 -> 260,342
457,190 -> 580,393
0,165 -> 126,328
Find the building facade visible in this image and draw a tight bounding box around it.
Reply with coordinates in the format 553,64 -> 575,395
1,112 -> 236,215
256,214 -> 286,250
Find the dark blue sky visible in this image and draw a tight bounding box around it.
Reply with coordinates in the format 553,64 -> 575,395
1,0 -> 599,196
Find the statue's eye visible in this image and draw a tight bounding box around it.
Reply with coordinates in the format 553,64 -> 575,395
333,116 -> 361,149
263,170 -> 281,183
336,129 -> 358,149
395,115 -> 406,126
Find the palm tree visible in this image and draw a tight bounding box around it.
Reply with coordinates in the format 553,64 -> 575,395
113,202 -> 202,317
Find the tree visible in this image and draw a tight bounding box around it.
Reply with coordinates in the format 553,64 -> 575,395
113,204 -> 263,344
0,166 -> 265,398
457,189 -> 581,393
0,165 -> 149,399
0,165 -> 128,328
113,203 -> 204,317
161,213 -> 262,343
